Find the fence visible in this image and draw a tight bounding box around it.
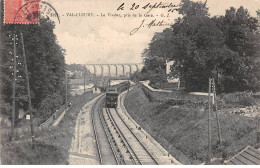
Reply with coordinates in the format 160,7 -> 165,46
39,105 -> 66,127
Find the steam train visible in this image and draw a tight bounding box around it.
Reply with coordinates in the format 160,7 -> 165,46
105,81 -> 130,108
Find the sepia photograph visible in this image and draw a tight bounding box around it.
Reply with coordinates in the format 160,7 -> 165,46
0,0 -> 260,165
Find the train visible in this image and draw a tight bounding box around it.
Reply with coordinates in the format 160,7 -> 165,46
105,81 -> 130,108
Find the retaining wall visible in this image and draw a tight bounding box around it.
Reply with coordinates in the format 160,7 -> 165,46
140,81 -> 210,103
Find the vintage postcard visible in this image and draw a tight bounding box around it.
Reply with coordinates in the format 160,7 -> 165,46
0,0 -> 260,165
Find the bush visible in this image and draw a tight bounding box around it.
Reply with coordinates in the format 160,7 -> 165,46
130,71 -> 150,82
2,142 -> 66,165
37,93 -> 63,122
215,97 -> 226,109
238,96 -> 255,106
0,99 -> 11,117
220,91 -> 255,106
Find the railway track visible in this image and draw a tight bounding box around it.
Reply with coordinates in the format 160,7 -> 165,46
118,91 -> 174,163
105,108 -> 159,165
91,92 -> 159,165
91,95 -> 121,165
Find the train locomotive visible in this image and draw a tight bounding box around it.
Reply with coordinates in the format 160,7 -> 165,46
105,88 -> 118,108
105,81 -> 130,108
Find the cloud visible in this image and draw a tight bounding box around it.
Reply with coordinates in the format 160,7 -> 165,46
51,0 -> 259,65
55,25 -> 150,64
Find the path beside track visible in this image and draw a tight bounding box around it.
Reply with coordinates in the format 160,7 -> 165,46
68,95 -> 104,165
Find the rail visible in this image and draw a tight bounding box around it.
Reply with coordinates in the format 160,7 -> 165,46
99,100 -> 121,164
114,108 -> 159,165
91,95 -> 104,164
107,107 -> 159,165
105,108 -> 140,164
91,94 -> 120,165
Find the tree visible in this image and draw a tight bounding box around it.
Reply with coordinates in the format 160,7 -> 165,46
0,18 -> 66,122
139,28 -> 175,85
66,64 -> 91,74
214,7 -> 260,92
141,0 -> 260,93
168,0 -> 227,91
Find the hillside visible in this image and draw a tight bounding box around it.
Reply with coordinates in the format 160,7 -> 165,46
124,84 -> 259,164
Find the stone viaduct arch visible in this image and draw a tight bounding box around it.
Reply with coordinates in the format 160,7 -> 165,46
100,65 -> 104,76
85,63 -> 142,77
91,65 -> 96,76
121,65 -> 125,76
114,65 -> 117,76
107,65 -> 111,76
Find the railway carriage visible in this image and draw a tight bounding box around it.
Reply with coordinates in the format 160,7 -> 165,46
105,80 -> 130,108
105,88 -> 119,108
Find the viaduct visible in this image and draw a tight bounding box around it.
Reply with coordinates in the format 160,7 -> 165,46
84,63 -> 143,77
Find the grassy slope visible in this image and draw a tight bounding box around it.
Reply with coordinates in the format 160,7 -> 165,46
1,92 -> 99,165
124,84 -> 258,164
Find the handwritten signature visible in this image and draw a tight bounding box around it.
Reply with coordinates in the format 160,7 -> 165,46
130,19 -> 172,35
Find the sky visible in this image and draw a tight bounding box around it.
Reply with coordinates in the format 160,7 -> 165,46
43,0 -> 260,65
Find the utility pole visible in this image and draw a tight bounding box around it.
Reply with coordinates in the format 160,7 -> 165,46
257,114 -> 260,143
83,70 -> 86,102
207,78 -> 212,164
11,34 -> 17,141
20,31 -> 35,148
0,2 -> 2,163
212,78 -> 222,145
65,73 -> 68,109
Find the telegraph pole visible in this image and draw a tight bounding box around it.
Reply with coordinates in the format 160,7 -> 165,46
212,78 -> 222,145
207,78 -> 212,164
11,34 -> 17,141
65,73 -> 68,109
84,70 -> 86,102
257,114 -> 260,143
20,31 -> 35,148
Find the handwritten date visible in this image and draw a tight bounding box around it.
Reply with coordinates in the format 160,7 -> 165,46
117,2 -> 179,13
